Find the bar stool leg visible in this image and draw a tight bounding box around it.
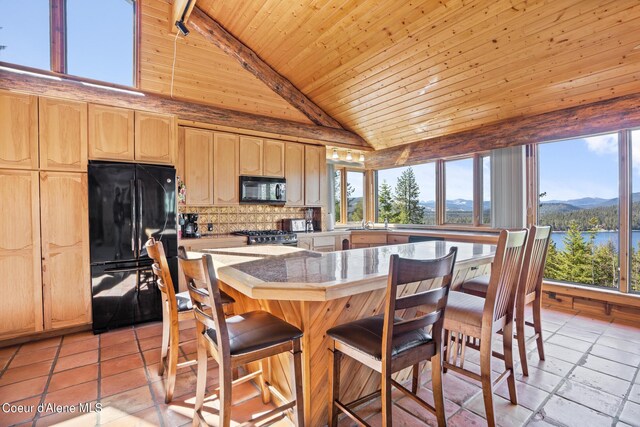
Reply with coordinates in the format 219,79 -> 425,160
533,296 -> 545,360
480,337 -> 496,427
431,351 -> 446,427
516,302 -> 529,377
219,363 -> 233,427
327,342 -> 341,427
193,336 -> 208,427
258,359 -> 271,404
503,319 -> 518,404
158,302 -> 170,376
381,364 -> 392,427
292,339 -> 305,427
165,321 -> 179,403
411,362 -> 420,393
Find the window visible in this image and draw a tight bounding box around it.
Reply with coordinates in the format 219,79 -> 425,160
334,170 -> 341,223
376,163 -> 436,224
538,134 -> 620,289
482,155 -> 491,224
444,158 -> 474,224
0,0 -> 136,86
346,171 -> 364,223
630,129 -> 640,293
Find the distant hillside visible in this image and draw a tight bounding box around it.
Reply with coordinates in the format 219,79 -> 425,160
539,203 -> 582,215
419,199 -> 490,212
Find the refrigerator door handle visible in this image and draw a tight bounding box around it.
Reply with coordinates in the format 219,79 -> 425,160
130,179 -> 136,253
138,179 -> 143,254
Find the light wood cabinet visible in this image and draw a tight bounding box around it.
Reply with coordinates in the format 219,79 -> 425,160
263,140 -> 285,177
213,132 -> 240,205
0,170 -> 43,339
135,111 -> 177,165
304,144 -> 327,206
0,90 -> 38,170
239,136 -> 263,176
40,172 -> 91,330
88,104 -> 135,161
285,143 -> 305,206
184,128 -> 214,205
39,98 -> 88,172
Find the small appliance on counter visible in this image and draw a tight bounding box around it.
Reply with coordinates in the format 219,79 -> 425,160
181,213 -> 200,238
232,230 -> 298,246
283,218 -> 306,232
304,208 -> 315,232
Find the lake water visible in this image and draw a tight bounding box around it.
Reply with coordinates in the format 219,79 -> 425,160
551,230 -> 640,251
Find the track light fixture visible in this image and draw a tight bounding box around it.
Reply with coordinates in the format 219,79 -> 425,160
175,20 -> 189,36
346,151 -> 353,161
332,149 -> 339,159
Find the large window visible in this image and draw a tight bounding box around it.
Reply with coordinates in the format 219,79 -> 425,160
376,163 -> 436,225
444,158 -> 474,224
631,130 -> 640,293
334,170 -> 342,223
482,155 -> 491,224
346,171 -> 364,223
538,134 -> 620,289
333,168 -> 365,224
0,0 -> 136,86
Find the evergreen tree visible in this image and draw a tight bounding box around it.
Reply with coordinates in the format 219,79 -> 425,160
394,167 -> 425,224
631,243 -> 640,292
543,241 -> 563,281
334,171 -> 341,221
377,180 -> 396,222
346,181 -> 363,222
561,221 -> 593,284
592,240 -> 618,288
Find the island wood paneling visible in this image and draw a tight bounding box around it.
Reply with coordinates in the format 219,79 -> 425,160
217,262 -> 490,425
199,0 -> 640,149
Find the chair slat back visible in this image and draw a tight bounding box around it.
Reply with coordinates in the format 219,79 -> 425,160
178,253 -> 230,356
382,248 -> 458,362
146,238 -> 178,318
484,230 -> 528,324
520,226 -> 552,298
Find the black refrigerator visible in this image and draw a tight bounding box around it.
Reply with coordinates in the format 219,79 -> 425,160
89,161 -> 178,333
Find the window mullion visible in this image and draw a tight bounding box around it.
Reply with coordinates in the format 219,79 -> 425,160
619,130 -> 631,293
473,154 -> 482,226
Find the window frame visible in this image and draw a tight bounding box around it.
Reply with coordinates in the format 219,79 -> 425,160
334,166 -> 367,225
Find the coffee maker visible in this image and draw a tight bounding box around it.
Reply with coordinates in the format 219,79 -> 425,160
181,213 -> 200,238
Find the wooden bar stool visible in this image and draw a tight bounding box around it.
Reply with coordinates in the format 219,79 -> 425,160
179,252 -> 305,427
435,229 -> 527,427
326,247 -> 458,427
146,238 -> 235,403
460,226 -> 552,376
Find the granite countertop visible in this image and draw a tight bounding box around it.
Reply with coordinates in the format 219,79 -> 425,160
193,241 -> 495,302
180,234 -> 247,241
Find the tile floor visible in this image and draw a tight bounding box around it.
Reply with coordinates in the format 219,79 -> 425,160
0,306 -> 638,427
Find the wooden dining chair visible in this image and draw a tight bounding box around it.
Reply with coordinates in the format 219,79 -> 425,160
146,238 -> 235,403
460,225 -> 552,376
436,229 -> 527,427
326,247 -> 458,427
179,252 -> 305,427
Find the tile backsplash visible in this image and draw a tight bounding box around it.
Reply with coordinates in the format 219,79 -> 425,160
178,205 -> 322,234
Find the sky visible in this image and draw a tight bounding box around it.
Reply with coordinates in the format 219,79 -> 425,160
0,0 -> 135,86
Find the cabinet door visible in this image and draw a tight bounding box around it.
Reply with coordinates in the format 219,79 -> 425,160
0,90 -> 38,170
88,104 -> 135,161
135,111 -> 177,165
285,143 -> 305,206
0,170 -> 43,338
304,145 -> 327,206
40,172 -> 91,330
39,97 -> 88,171
213,132 -> 240,205
239,136 -> 263,176
264,139 -> 285,177
184,128 -> 214,205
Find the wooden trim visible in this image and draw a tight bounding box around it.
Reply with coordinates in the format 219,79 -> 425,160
50,0 -> 66,73
189,7 -> 345,130
473,154 -> 482,227
0,65 -> 368,147
619,130 -> 631,293
0,324 -> 91,349
134,0 -> 142,88
365,91 -> 640,170
543,281 -> 640,309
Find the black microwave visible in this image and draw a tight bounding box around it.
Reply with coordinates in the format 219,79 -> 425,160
239,176 -> 286,205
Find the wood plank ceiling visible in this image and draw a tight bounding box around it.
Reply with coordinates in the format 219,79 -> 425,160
197,0 -> 640,150
139,0 -> 313,124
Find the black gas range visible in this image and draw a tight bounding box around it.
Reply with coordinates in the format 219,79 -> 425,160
232,230 -> 298,246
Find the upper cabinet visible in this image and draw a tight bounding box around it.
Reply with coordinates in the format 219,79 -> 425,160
213,132 -> 240,205
263,140 -> 285,177
239,136 -> 263,176
184,128 -> 214,206
0,90 -> 38,170
39,98 -> 88,172
304,144 -> 327,207
88,104 -> 135,161
285,142 -> 305,206
134,111 -> 177,165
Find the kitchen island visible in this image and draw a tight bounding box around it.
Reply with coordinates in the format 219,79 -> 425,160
192,241 -> 495,426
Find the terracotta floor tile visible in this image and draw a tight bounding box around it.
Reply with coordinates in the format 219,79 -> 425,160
629,383 -> 640,404
48,364 -> 99,393
150,370 -> 197,402
99,385 -> 155,425
424,372 -> 480,405
541,342 -> 585,364
43,380 -> 98,408
0,345 -> 19,359
554,325 -> 601,343
35,405 -> 99,427
596,335 -> 640,354
538,395 -> 612,427
100,340 -> 140,361
101,367 -> 149,398
138,336 -> 162,352
200,394 -> 277,426
0,359 -> 53,386
556,379 -> 623,414
58,337 -> 99,357
54,350 -> 98,372
141,349 -> 161,365
495,379 -> 549,411
0,357 -> 10,371
100,328 -> 136,348
18,337 -> 62,353
397,387 -> 459,425
546,334 -> 593,352
62,330 -> 98,344
447,409 -> 487,427
135,323 -> 163,340
159,401 -> 194,426
99,405 -> 160,426
568,366 -> 630,398
579,354 -> 637,381
466,391 -> 533,427
525,355 -> 574,378
145,362 -> 164,383
620,400 -> 640,425
589,344 -> 640,367
0,375 -> 48,403
0,395 -> 41,425
516,367 -> 563,393
10,346 -> 58,368
101,353 -> 144,377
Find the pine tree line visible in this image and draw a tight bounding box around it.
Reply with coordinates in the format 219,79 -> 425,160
378,167 -> 426,224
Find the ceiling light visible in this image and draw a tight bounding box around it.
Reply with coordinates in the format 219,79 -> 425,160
332,148 -> 339,159
346,151 -> 353,161
359,152 -> 365,162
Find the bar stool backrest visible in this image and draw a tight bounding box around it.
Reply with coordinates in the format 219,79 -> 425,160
147,238 -> 178,319
519,225 -> 552,299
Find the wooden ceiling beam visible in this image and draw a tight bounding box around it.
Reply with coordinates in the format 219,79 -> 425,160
366,91 -> 640,169
188,6 -> 346,131
171,0 -> 197,34
0,65 -> 370,149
